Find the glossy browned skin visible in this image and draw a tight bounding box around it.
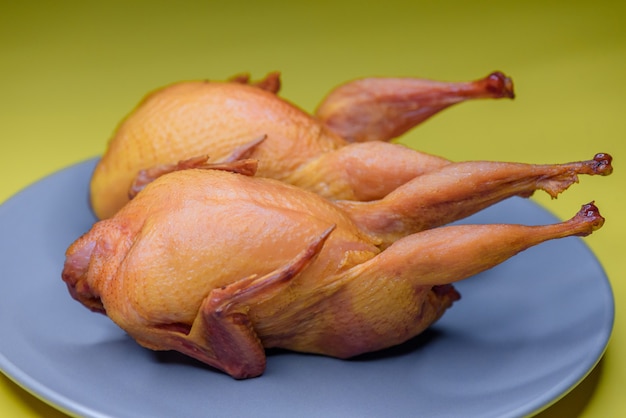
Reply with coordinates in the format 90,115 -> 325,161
315,71 -> 515,142
130,153 -> 612,248
339,153 -> 612,245
63,167 -> 605,379
89,72 -> 512,219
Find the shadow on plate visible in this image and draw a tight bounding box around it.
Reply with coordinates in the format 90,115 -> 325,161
0,334 -> 604,417
149,326 -> 604,418
152,350 -> 222,373
152,327 -> 442,372
251,328 -> 441,364
346,328 -> 442,362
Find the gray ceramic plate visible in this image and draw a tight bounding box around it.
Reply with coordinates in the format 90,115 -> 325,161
0,160 -> 614,418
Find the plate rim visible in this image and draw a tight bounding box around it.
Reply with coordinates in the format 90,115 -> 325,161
0,158 -> 615,418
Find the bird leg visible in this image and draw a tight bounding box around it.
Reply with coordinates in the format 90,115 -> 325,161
353,202 -> 604,286
315,71 -> 515,142
338,153 -> 612,246
302,202 -> 604,359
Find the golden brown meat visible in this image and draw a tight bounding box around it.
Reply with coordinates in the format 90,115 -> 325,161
129,153 -> 612,247
338,153 -> 612,245
63,167 -> 605,379
89,71 -> 514,219
315,71 -> 514,142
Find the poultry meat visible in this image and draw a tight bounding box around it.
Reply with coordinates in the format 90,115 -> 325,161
315,71 -> 515,142
90,71 -> 514,219
129,152 -> 612,247
63,165 -> 606,379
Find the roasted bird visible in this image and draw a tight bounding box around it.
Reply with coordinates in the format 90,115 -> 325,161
67,71 -> 612,379
90,71 -> 515,219
63,165 -> 606,379
128,153 -> 612,247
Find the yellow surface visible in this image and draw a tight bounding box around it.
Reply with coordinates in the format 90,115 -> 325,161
1,1 -> 624,416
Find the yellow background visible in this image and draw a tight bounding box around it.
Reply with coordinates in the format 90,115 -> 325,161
1,1 -> 624,416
